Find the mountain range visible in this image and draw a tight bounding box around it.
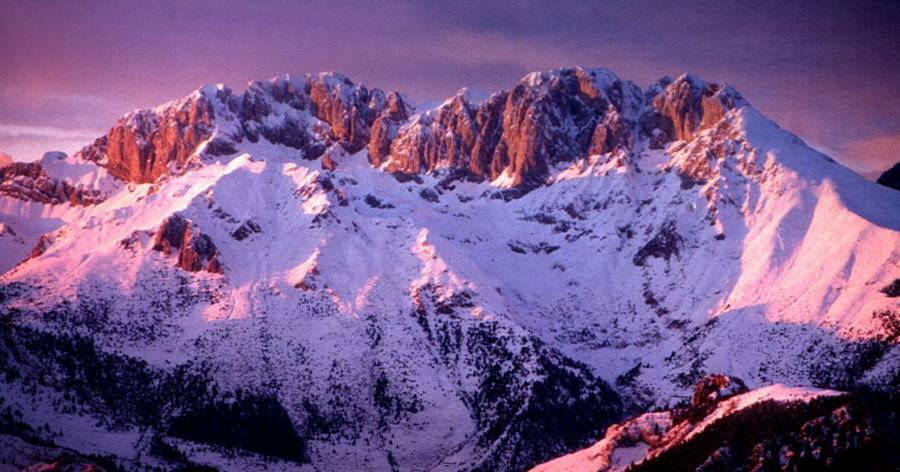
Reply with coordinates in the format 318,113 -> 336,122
0,66 -> 897,471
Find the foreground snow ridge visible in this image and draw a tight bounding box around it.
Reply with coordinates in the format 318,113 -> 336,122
533,378 -> 844,472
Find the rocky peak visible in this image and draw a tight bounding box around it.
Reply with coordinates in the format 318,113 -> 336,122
0,161 -> 105,206
489,67 -> 642,186
79,73 -> 398,184
386,89 -> 480,174
307,72 -> 385,153
640,74 -> 745,149
386,67 -> 643,188
80,87 -> 223,184
75,67 -> 750,194
237,77 -> 324,157
367,91 -> 411,167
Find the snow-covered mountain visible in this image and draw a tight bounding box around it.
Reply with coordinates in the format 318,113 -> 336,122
0,67 -> 898,471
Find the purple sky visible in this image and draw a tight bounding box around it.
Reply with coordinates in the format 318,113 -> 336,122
1,0 -> 898,177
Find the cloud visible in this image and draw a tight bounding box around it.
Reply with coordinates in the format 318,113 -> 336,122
0,89 -> 111,108
0,123 -> 104,162
0,124 -> 102,141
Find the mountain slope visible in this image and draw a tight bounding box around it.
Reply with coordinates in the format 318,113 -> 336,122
533,374 -> 899,471
0,67 -> 898,470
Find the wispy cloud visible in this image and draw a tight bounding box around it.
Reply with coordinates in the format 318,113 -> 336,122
0,89 -> 113,111
0,124 -> 102,141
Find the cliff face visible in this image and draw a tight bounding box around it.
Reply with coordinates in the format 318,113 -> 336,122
307,73 -> 385,153
640,75 -> 745,149
102,93 -> 215,184
80,73 -> 392,183
381,69 -> 743,188
76,68 -> 746,192
368,91 -> 412,167
387,68 -> 643,187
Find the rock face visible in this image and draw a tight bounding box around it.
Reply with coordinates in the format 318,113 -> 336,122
152,215 -> 222,273
387,91 -> 481,175
640,75 -> 745,149
384,69 -> 743,188
368,92 -> 411,167
80,73 -> 394,183
388,68 -> 643,187
0,162 -> 105,205
83,91 -> 217,184
77,68 -> 747,193
877,161 -> 900,191
28,233 -> 57,260
307,73 -> 385,152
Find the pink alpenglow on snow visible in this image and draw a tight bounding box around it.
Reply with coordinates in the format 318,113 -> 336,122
1,6 -> 899,468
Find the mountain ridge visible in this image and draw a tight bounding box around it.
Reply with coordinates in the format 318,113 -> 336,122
0,66 -> 898,471
66,67 -> 748,191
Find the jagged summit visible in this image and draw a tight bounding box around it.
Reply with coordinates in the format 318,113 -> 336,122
61,67 -> 752,189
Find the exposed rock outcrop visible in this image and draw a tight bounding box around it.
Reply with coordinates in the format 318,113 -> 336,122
0,162 -> 105,205
152,215 -> 222,273
383,69 -> 741,189
20,455 -> 107,472
77,68 -> 748,194
368,92 -> 411,167
0,432 -> 112,472
230,219 -> 262,241
321,143 -> 348,171
81,89 -> 220,183
387,90 -> 480,175
29,233 -> 57,260
640,74 -> 745,149
632,220 -> 684,266
80,73 -> 395,183
388,68 -> 642,187
307,72 -> 384,152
